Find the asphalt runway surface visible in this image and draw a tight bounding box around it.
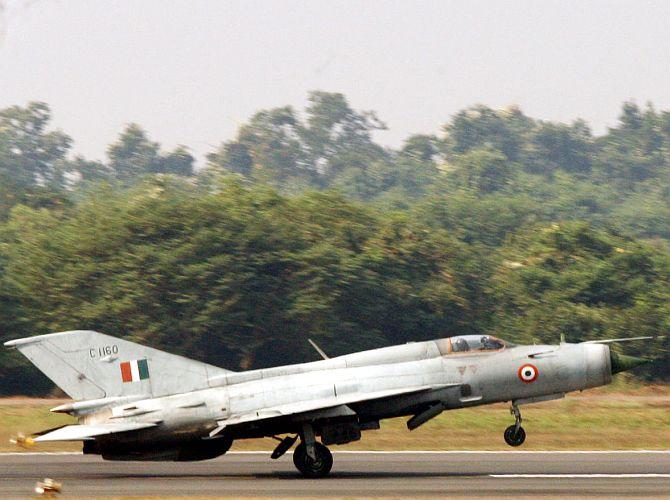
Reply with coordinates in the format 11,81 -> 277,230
1,451 -> 669,498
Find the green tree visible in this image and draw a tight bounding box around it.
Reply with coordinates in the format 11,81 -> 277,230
596,102 -> 666,187
302,91 -> 387,185
443,105 -> 532,162
527,121 -> 593,176
107,124 -> 194,182
456,147 -> 513,193
206,92 -> 387,192
207,107 -> 307,188
0,102 -> 71,190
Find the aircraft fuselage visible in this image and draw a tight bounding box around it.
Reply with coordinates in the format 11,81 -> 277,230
76,339 -> 611,452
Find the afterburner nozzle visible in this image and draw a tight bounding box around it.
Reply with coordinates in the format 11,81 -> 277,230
610,351 -> 649,374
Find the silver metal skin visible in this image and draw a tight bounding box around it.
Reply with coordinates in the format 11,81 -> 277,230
4,331 -> 626,475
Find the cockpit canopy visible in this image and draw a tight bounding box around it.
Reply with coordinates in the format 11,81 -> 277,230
446,335 -> 510,353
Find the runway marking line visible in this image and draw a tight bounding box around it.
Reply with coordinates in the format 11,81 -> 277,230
490,474 -> 670,478
0,452 -> 82,455
305,450 -> 670,454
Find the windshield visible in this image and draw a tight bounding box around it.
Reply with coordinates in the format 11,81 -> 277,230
448,335 -> 508,353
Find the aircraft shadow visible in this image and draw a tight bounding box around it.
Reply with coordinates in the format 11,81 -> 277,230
95,471 -> 490,480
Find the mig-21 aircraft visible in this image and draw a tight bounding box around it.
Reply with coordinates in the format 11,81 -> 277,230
4,330 -> 649,477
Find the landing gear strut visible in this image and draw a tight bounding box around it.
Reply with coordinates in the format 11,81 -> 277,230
293,423 -> 333,478
504,403 -> 526,447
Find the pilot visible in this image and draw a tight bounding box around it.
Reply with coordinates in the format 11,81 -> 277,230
453,338 -> 469,352
480,336 -> 503,350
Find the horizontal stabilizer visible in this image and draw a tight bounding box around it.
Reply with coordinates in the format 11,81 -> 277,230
33,422 -> 157,442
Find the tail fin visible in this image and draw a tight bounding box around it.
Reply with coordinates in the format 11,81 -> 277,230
4,330 -> 233,401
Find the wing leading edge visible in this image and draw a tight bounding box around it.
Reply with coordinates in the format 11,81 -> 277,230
212,383 -> 461,434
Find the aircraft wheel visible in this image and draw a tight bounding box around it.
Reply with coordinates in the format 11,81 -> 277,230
293,442 -> 333,478
504,425 -> 526,447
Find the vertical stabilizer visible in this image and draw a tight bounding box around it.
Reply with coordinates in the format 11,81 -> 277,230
4,330 -> 233,401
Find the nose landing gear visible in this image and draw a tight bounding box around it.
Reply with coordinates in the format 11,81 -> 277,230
504,403 -> 526,447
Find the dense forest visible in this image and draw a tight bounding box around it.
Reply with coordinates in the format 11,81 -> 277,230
1,92 -> 669,394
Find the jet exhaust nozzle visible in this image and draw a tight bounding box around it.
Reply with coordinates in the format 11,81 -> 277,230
610,350 -> 649,374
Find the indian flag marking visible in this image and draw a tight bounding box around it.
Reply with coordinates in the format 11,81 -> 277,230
120,359 -> 149,383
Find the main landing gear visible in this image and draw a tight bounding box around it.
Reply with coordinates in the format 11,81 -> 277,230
504,403 -> 526,447
293,442 -> 333,478
291,423 -> 333,478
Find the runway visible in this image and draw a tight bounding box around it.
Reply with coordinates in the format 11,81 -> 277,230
1,451 -> 669,498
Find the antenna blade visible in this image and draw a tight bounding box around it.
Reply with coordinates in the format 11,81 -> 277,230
583,336 -> 654,344
308,339 -> 329,360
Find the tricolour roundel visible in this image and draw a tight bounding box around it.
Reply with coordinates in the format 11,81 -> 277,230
517,363 -> 539,383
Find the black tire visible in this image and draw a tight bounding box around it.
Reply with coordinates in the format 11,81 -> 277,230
293,442 -> 333,478
504,425 -> 526,447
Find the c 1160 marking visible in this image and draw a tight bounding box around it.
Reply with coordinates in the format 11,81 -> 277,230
89,345 -> 118,358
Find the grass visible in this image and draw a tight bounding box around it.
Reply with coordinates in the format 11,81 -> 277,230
2,384 -> 669,453
0,400 -> 78,452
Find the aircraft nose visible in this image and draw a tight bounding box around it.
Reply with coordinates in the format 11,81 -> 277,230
610,350 -> 649,374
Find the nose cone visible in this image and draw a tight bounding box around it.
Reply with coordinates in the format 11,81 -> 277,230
610,351 -> 649,374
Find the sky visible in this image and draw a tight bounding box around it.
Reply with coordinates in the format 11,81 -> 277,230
1,0 -> 670,165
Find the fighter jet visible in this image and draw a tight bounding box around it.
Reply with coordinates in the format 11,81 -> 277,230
4,330 -> 648,477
